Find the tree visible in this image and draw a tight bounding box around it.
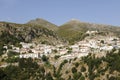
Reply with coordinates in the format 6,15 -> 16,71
41,55 -> 48,62
53,49 -> 58,53
54,55 -> 60,60
100,40 -> 104,44
74,62 -> 79,68
73,72 -> 82,80
81,66 -> 86,72
0,68 -> 8,80
45,72 -> 53,80
71,67 -> 77,73
80,75 -> 85,80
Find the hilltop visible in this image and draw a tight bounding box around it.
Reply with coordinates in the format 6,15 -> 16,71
27,18 -> 58,31
57,19 -> 120,44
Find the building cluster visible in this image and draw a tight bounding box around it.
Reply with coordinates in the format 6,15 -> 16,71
3,31 -> 120,59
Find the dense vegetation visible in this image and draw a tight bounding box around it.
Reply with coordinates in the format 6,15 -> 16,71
0,49 -> 120,80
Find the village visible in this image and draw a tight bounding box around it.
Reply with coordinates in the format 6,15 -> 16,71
2,30 -> 120,60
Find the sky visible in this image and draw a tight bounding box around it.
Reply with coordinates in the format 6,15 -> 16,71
0,0 -> 120,26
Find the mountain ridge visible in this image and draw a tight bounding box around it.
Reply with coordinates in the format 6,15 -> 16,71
1,18 -> 120,44
27,18 -> 58,31
0,21 -> 62,45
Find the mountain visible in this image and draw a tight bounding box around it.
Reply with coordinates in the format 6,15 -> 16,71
27,18 -> 58,31
0,22 -> 61,45
0,18 -> 120,45
57,19 -> 120,44
0,19 -> 120,80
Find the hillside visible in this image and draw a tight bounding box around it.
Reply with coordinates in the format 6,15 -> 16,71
0,49 -> 120,80
0,22 -> 61,45
0,19 -> 120,80
27,18 -> 58,31
1,19 -> 120,45
57,19 -> 120,44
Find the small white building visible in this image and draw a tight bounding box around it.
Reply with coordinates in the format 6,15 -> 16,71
70,44 -> 79,52
19,53 -> 40,58
89,40 -> 99,49
100,46 -> 113,51
80,47 -> 89,53
59,49 -> 68,55
20,42 -> 35,49
44,46 -> 52,54
86,30 -> 98,34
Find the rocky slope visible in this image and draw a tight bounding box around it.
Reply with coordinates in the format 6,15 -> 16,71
0,22 -> 61,45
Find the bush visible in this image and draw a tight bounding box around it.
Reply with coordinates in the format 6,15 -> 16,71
45,72 -> 53,80
71,67 -> 77,73
0,68 -> 8,80
109,76 -> 116,80
41,55 -> 48,62
53,49 -> 58,53
54,55 -> 60,60
73,72 -> 81,80
80,75 -> 85,80
6,57 -> 19,63
81,66 -> 86,72
7,51 -> 19,57
74,62 -> 79,68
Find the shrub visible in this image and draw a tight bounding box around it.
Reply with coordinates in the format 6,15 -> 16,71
54,55 -> 60,60
74,62 -> 79,68
41,55 -> 48,62
71,67 -> 77,73
81,66 -> 86,72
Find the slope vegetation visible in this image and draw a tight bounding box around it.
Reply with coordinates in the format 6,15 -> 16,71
58,19 -> 120,44
0,22 -> 61,45
27,18 -> 58,31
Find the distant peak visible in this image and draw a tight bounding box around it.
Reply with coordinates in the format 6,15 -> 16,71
27,18 -> 58,31
35,18 -> 46,21
70,18 -> 80,21
27,18 -> 49,24
69,18 -> 81,23
65,18 -> 81,24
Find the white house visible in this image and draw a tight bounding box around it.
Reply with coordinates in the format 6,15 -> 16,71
19,53 -> 39,58
44,46 -> 52,54
86,30 -> 98,34
89,40 -> 99,49
70,44 -> 79,52
80,47 -> 89,53
100,46 -> 113,51
59,49 -> 68,55
20,42 -> 35,49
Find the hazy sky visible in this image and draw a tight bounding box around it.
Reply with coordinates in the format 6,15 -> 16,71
0,0 -> 120,26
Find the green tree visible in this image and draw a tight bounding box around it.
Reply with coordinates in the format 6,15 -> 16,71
71,67 -> 77,74
81,66 -> 86,72
41,55 -> 48,62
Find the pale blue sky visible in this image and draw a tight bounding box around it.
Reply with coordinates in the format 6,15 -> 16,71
0,0 -> 120,26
